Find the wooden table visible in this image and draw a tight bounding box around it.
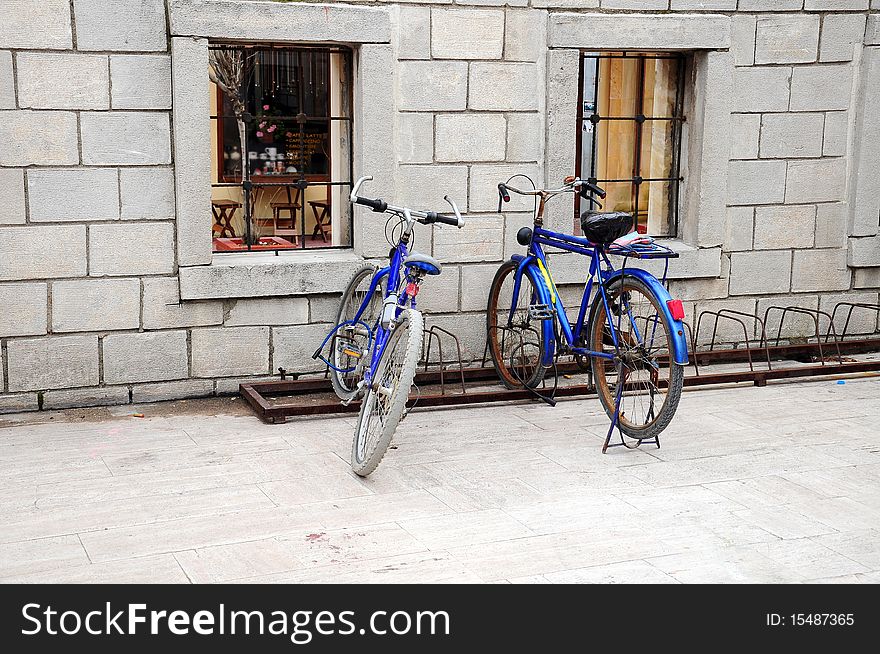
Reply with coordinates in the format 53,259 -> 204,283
309,200 -> 331,242
211,199 -> 241,238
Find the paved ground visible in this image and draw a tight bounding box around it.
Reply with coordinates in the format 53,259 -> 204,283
1,377 -> 879,584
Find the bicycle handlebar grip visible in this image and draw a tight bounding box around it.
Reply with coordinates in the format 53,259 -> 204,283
355,196 -> 387,213
497,183 -> 510,212
587,182 -> 606,199
435,213 -> 464,228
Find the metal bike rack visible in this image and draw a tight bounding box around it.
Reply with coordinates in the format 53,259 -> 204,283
241,301 -> 880,423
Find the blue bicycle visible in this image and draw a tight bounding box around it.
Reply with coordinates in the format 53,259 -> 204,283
314,176 -> 464,475
487,175 -> 688,443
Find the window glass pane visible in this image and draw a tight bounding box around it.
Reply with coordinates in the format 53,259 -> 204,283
640,118 -> 675,180
641,180 -> 672,236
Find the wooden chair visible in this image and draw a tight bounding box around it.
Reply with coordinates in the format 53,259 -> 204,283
309,188 -> 332,243
270,186 -> 302,245
211,199 -> 240,238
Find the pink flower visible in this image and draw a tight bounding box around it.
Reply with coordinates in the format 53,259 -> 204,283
263,104 -> 270,111
259,121 -> 266,128
256,131 -> 264,137
268,125 -> 276,132
286,132 -> 293,138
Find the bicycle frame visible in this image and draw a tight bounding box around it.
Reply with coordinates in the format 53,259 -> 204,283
347,241 -> 417,385
509,225 -> 689,367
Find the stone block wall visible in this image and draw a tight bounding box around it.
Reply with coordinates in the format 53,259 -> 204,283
0,0 -> 879,413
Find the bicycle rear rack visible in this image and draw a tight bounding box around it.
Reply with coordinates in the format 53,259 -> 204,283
241,301 -> 880,423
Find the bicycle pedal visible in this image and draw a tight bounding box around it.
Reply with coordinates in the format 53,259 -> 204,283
528,303 -> 554,320
337,344 -> 362,359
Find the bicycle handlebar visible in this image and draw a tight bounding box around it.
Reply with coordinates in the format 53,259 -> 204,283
350,176 -> 465,228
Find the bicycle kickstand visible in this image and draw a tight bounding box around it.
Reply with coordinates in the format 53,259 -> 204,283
601,373 -> 660,453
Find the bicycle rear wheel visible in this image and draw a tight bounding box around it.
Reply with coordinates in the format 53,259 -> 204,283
351,308 -> 423,477
588,275 -> 683,440
330,264 -> 384,401
486,260 -> 547,389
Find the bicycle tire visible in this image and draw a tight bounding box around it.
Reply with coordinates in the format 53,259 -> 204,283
351,308 -> 423,477
330,264 -> 383,401
486,260 -> 548,389
588,275 -> 683,440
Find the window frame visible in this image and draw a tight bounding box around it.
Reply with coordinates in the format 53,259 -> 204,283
209,42 -> 355,254
574,51 -> 687,238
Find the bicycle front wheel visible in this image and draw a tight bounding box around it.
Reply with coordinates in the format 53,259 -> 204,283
351,308 -> 424,477
588,275 -> 683,440
330,264 -> 384,401
486,260 -> 547,389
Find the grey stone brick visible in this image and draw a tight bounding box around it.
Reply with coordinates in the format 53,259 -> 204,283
820,14 -> 867,63
804,1 -> 869,9
308,295 -> 342,324
223,297 -> 309,327
51,278 -> 140,332
730,114 -> 760,160
755,15 -> 819,65
506,113 -> 542,163
729,250 -> 792,296
435,114 -> 506,163
785,158 -> 847,204
6,335 -> 99,391
738,0 -> 803,8
431,8 -> 504,60
848,235 -> 880,267
0,0 -> 71,49
433,214 -> 503,263
81,112 -> 171,165
460,263 -> 500,312
17,53 -> 109,110
469,63 -> 539,111
0,169 -> 26,224
191,327 -> 269,377
550,12 -> 730,50
168,0 -> 390,44
120,168 -> 175,220
89,223 -> 174,277
727,160 -> 787,206
532,0 -> 597,6
505,9 -> 546,63
0,51 -> 14,109
103,331 -> 189,384
851,48 -> 880,237
759,113 -> 824,159
397,113 -> 433,164
822,111 -> 848,157
272,323 -> 332,375
415,265 -> 460,314
669,0 -> 736,8
545,49 -> 578,232
854,267 -> 880,289
142,277 -> 223,330
790,64 -> 854,112
399,61 -> 468,111
132,379 -> 214,404
469,163 -> 541,213
73,0 -> 167,52
422,312 -> 485,365
171,37 -> 212,267
110,55 -> 172,110
0,225 -> 86,281
731,67 -> 791,113
42,387 -> 130,410
814,202 -> 848,249
731,15 -> 757,67
603,0 -> 668,7
397,6 -> 430,60
754,205 -> 816,250
724,206 -> 754,252
214,375 -> 277,396
396,164 -> 468,213
868,16 -> 880,46
791,248 -> 850,293
0,282 -> 47,337
0,393 -> 39,414
0,111 -> 78,166
27,168 -> 119,222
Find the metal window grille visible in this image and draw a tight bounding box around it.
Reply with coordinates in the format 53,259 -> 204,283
575,51 -> 686,237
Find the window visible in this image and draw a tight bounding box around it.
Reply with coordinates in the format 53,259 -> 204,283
209,44 -> 353,253
576,52 -> 686,237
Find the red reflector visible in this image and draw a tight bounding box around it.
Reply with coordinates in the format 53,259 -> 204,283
667,299 -> 685,321
406,282 -> 419,297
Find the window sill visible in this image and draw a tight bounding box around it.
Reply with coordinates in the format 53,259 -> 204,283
178,249 -> 365,300
635,239 -> 722,280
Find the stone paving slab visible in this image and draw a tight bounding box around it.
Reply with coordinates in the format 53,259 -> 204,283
0,378 -> 878,584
